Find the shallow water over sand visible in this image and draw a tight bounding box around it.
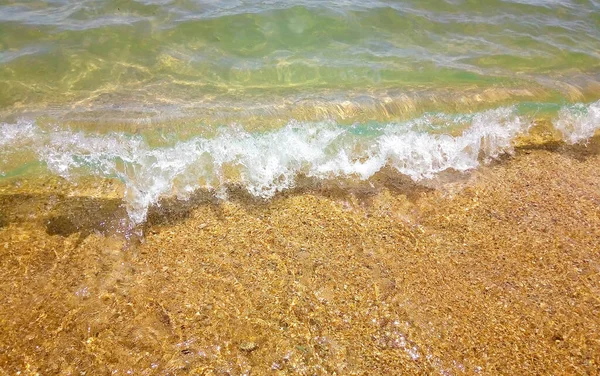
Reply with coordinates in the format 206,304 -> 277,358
2,0 -> 600,225
1,0 -> 600,374
2,100 -> 599,225
2,0 -> 599,120
1,140 -> 600,374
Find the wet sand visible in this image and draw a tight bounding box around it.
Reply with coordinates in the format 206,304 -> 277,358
1,140 -> 599,375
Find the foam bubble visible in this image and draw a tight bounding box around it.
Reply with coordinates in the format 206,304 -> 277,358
1,101 -> 599,224
555,100 -> 600,144
0,121 -> 36,148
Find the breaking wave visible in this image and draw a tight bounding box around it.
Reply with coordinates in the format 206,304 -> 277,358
1,100 -> 599,224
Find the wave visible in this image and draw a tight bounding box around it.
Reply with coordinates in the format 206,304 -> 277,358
1,100 -> 599,224
2,1 -> 599,115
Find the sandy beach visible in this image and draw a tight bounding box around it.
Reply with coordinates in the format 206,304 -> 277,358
1,138 -> 599,375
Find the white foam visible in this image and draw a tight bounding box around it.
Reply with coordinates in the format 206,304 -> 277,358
1,101 -> 599,224
0,121 -> 36,148
555,99 -> 600,144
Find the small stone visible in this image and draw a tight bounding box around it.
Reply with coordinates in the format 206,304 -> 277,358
239,342 -> 258,352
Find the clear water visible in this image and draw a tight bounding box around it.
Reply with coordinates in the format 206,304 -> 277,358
1,0 -> 599,222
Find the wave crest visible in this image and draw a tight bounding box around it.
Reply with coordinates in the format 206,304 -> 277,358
1,101 -> 599,224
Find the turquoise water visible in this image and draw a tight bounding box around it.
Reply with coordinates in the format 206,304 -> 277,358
0,0 -> 599,222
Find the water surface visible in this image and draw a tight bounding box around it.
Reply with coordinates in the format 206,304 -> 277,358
1,0 -> 599,222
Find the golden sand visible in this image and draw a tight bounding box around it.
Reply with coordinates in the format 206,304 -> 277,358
0,140 -> 599,375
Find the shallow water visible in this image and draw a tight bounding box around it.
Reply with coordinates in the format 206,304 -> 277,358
1,0 -> 599,115
1,145 -> 600,375
2,0 -> 600,223
2,100 -> 599,224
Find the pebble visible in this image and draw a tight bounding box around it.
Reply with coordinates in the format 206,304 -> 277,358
239,342 -> 258,352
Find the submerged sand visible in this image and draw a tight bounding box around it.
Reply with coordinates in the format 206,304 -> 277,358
0,140 -> 599,375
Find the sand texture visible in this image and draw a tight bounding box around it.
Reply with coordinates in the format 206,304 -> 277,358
0,141 -> 599,375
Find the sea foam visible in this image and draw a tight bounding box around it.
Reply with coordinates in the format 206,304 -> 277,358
555,100 -> 600,144
1,101 -> 599,224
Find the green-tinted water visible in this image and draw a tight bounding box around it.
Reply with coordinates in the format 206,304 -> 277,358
1,0 -> 599,126
1,0 -> 600,223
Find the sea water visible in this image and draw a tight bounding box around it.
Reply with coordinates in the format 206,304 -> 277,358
0,0 -> 599,223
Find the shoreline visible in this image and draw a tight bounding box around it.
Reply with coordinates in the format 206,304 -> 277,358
1,139 -> 600,374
